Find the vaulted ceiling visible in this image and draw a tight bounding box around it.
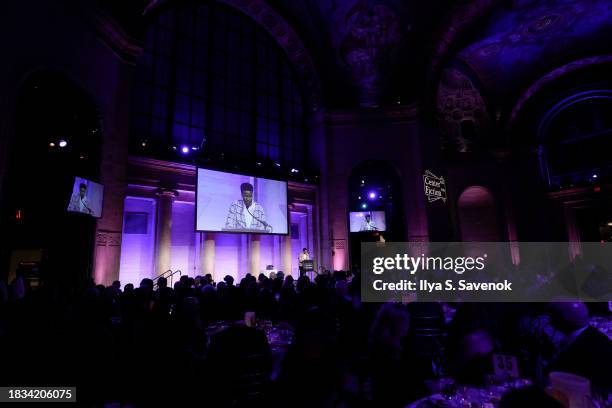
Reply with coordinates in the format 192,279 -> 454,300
94,0 -> 612,112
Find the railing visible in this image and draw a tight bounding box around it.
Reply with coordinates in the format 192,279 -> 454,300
153,269 -> 182,289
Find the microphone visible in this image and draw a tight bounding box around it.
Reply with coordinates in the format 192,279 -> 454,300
82,199 -> 93,215
245,203 -> 272,232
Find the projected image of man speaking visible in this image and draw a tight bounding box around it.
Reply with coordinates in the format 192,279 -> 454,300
224,182 -> 270,232
68,183 -> 93,215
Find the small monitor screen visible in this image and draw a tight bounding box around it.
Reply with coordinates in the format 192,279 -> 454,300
196,168 -> 288,235
67,177 -> 104,218
349,211 -> 386,232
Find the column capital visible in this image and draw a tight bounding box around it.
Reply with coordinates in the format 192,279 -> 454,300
155,188 -> 179,198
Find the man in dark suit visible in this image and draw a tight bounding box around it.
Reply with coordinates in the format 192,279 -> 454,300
548,301 -> 612,388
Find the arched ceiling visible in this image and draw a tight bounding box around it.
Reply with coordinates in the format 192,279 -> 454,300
455,0 -> 612,105
91,0 -> 612,111
92,0 -> 454,108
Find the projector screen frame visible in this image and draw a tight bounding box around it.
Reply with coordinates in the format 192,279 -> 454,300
195,167 -> 290,236
67,175 -> 105,219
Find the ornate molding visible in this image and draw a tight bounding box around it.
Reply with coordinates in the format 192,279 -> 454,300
143,0 -> 322,112
96,230 -> 122,247
506,55 -> 612,128
84,8 -> 143,64
437,68 -> 489,152
430,0 -> 502,73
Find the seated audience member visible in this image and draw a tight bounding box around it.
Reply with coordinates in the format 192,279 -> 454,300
9,275 -> 25,302
204,273 -> 214,286
208,324 -> 272,406
275,307 -> 342,408
547,300 -> 612,388
452,328 -> 496,386
0,280 -> 7,306
369,302 -> 417,407
499,386 -> 564,408
152,276 -> 174,318
111,280 -> 121,291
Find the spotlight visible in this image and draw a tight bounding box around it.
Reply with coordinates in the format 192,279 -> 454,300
368,191 -> 376,199
361,203 -> 367,209
58,140 -> 67,148
291,168 -> 299,173
172,146 -> 177,150
49,142 -> 55,147
181,146 -> 189,154
592,174 -> 598,179
141,141 -> 147,147
275,162 -> 281,167
191,146 -> 198,150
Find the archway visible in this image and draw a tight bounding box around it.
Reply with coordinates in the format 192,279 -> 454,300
347,160 -> 404,269
4,70 -> 102,289
457,186 -> 499,242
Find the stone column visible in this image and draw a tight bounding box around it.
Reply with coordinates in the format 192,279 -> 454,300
250,234 -> 261,276
202,232 -> 216,279
282,234 -> 292,276
155,189 -> 177,277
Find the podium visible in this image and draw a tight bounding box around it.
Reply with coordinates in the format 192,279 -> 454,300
301,259 -> 315,280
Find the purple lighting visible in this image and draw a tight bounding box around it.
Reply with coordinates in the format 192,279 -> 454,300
58,139 -> 67,148
181,146 -> 189,154
368,191 -> 377,199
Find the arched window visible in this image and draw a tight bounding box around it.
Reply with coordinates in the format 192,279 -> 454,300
131,2 -> 307,168
538,89 -> 612,187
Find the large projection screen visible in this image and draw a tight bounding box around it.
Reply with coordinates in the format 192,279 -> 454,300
196,168 -> 289,235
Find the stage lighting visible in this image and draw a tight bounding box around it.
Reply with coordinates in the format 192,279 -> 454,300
368,191 -> 376,199
58,139 -> 67,148
361,203 -> 367,209
181,146 -> 189,154
592,174 -> 598,179
291,168 -> 299,173
49,142 -> 55,147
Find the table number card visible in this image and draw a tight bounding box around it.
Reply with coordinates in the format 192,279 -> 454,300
493,353 -> 519,379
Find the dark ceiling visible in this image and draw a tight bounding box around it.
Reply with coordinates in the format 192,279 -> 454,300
92,0 -> 612,110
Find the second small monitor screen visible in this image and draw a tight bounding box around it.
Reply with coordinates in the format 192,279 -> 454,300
349,211 -> 386,232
